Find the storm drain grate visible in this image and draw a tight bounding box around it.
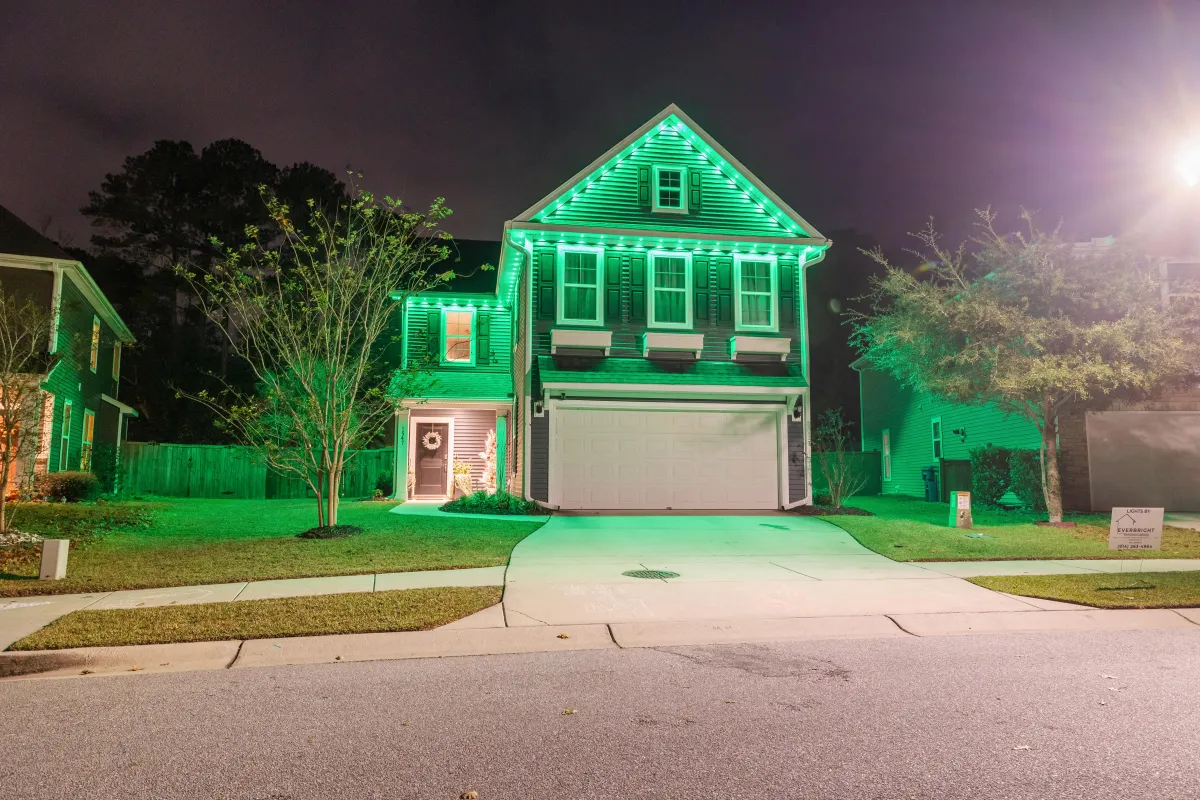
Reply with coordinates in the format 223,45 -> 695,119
622,569 -> 680,580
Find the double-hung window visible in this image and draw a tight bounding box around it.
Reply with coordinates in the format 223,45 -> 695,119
931,417 -> 943,460
89,316 -> 100,373
112,342 -> 122,382
441,309 -> 474,365
81,410 -> 95,472
882,428 -> 892,480
557,245 -> 604,325
734,254 -> 779,332
652,165 -> 687,213
648,252 -> 692,329
59,402 -> 72,472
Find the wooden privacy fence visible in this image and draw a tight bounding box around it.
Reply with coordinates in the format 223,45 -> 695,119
810,451 -> 883,497
121,442 -> 393,500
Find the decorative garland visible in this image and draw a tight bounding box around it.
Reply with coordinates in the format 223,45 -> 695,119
421,430 -> 443,451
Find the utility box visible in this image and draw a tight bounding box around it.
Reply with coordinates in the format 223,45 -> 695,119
39,539 -> 69,580
921,466 -> 939,502
949,491 -> 973,529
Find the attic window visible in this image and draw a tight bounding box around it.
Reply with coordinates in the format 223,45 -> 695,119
652,166 -> 687,213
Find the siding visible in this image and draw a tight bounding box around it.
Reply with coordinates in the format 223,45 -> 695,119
511,262 -> 528,494
787,413 -> 807,503
410,407 -> 497,494
529,243 -> 803,366
535,125 -> 803,238
859,368 -> 1041,497
529,410 -> 549,502
402,298 -> 513,400
43,273 -> 122,473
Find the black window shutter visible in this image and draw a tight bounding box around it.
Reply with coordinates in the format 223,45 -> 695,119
604,253 -> 623,322
693,256 -> 710,325
714,258 -> 733,324
629,254 -> 646,321
426,310 -> 441,360
537,251 -> 556,320
637,165 -> 651,208
688,169 -> 702,210
476,313 -> 491,365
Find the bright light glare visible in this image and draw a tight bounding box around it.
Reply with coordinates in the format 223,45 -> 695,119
1177,140 -> 1200,187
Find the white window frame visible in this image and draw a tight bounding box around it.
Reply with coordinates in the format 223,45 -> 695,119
81,409 -> 95,472
882,428 -> 892,480
556,244 -> 605,327
931,417 -> 943,460
652,165 -> 688,214
440,307 -> 476,366
733,254 -> 779,333
112,342 -> 122,382
59,401 -> 72,472
647,250 -> 693,330
89,316 -> 100,373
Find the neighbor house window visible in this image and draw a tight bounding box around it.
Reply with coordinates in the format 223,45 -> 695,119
81,410 -> 95,472
931,417 -> 943,460
652,165 -> 687,213
557,245 -> 604,325
112,342 -> 122,381
89,316 -> 100,373
59,402 -> 72,472
649,252 -> 692,329
882,428 -> 892,480
441,309 -> 475,365
734,254 -> 779,332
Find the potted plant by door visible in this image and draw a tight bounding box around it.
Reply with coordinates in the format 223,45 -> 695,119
452,460 -> 473,499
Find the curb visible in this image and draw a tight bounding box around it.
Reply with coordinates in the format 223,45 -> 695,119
3,608 -> 1198,682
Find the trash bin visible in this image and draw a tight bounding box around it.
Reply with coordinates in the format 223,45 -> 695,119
921,466 -> 939,502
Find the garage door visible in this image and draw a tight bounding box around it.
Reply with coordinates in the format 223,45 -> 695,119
1087,411 -> 1200,511
551,405 -> 781,509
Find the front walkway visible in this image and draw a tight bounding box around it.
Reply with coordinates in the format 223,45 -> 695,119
0,566 -> 504,651
501,515 -> 1200,626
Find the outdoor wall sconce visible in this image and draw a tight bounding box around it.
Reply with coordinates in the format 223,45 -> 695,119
952,427 -> 967,443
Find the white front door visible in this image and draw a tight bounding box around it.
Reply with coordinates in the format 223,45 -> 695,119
551,404 -> 781,510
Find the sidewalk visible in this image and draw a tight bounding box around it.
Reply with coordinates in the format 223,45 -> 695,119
0,566 -> 505,651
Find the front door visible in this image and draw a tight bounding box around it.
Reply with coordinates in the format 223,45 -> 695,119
414,422 -> 450,497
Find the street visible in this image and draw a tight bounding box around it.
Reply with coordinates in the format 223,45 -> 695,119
2,629 -> 1198,799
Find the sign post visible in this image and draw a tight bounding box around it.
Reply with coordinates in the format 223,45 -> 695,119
949,491 -> 973,529
1108,507 -> 1164,551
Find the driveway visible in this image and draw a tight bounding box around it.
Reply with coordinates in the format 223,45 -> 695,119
502,514 -> 1041,626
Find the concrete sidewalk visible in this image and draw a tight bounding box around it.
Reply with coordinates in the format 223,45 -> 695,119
0,566 -> 505,651
3,607 -> 1197,681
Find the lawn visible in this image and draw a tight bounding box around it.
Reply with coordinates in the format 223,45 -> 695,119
970,572 -> 1200,609
0,498 -> 543,597
9,586 -> 502,650
824,495 -> 1200,562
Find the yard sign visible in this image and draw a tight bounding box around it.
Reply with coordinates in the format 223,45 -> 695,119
1108,507 -> 1164,551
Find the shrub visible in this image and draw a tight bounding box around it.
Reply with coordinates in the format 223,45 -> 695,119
374,470 -> 393,497
91,443 -> 119,494
969,445 -> 1011,507
440,490 -> 544,516
35,471 -> 100,503
1009,449 -> 1048,512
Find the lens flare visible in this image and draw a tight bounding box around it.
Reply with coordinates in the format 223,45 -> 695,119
1176,140 -> 1200,187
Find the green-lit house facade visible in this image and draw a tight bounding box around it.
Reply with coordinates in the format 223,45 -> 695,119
394,104 -> 831,509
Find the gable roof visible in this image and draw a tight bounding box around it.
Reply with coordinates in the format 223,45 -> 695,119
0,203 -> 73,261
514,103 -> 826,241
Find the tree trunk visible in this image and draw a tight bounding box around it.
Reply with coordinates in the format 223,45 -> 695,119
327,466 -> 340,526
314,470 -> 325,528
0,476 -> 7,533
1040,399 -> 1064,523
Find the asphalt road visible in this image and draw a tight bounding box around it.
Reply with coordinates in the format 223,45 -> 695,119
2,630 -> 1198,799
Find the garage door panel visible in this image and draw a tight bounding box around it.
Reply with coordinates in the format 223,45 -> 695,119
552,406 -> 782,510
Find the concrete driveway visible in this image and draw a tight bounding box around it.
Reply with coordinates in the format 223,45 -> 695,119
502,514 -> 1040,626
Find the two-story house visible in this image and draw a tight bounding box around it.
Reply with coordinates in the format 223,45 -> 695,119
0,204 -> 137,490
391,105 -> 830,510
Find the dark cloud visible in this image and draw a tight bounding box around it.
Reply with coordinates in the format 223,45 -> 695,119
2,0 -> 1198,249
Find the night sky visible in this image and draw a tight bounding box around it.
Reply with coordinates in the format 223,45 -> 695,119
3,0 -> 1198,250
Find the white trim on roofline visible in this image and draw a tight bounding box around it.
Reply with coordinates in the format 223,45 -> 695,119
513,103 -> 827,241
0,252 -> 135,343
509,222 -> 828,249
540,381 -> 807,396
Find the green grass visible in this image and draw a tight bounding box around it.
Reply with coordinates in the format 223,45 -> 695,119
0,498 -> 543,597
969,572 -> 1200,609
824,495 -> 1200,562
9,586 -> 503,650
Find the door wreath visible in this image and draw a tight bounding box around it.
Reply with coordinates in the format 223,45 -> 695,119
421,430 -> 443,450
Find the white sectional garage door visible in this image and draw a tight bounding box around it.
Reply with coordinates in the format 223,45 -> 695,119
551,405 -> 781,510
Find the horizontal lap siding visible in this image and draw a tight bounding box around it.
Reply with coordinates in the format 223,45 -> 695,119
787,414 -> 807,503
859,368 -> 1041,497
411,408 -> 496,494
403,301 -> 513,399
537,126 -> 800,238
530,411 -> 549,502
530,244 -> 803,364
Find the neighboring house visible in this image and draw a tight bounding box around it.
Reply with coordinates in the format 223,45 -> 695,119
392,104 -> 831,509
0,204 -> 136,488
854,239 -> 1200,511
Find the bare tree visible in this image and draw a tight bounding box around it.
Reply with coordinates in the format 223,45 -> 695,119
0,287 -> 57,532
812,407 -> 869,509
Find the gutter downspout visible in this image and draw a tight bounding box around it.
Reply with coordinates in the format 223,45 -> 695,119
502,222 -> 537,503
797,244 -> 830,508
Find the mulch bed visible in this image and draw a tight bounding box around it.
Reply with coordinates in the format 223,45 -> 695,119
297,524 -> 363,539
792,505 -> 875,517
